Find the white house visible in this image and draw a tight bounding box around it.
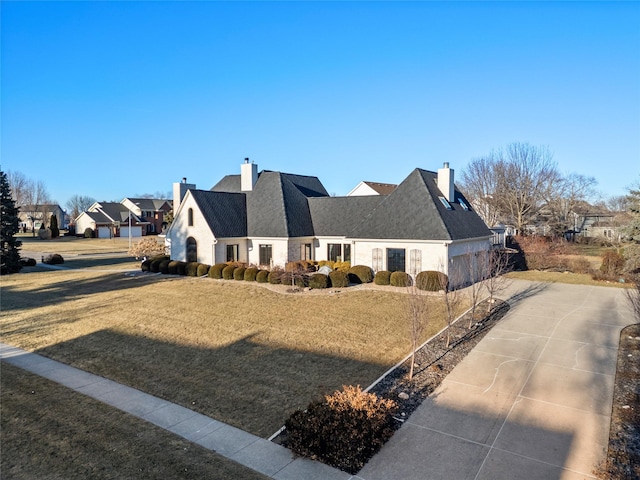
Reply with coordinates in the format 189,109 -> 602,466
166,160 -> 493,285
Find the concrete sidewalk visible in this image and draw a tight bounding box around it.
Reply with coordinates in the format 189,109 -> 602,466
356,280 -> 633,480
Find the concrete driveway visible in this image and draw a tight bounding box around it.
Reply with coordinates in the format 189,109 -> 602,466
357,280 -> 634,480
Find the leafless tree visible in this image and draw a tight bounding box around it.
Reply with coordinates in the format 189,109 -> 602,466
545,173 -> 598,236
625,275 -> 640,323
606,195 -> 629,212
66,194 -> 96,221
441,261 -> 464,348
460,249 -> 486,328
6,170 -> 30,207
460,155 -> 502,227
9,172 -> 52,236
405,283 -> 430,381
482,249 -> 512,312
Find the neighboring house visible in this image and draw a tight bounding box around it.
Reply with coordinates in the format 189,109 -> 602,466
166,160 -> 492,285
347,181 -> 397,196
18,204 -> 66,233
75,202 -> 144,238
121,198 -> 172,234
574,211 -> 626,242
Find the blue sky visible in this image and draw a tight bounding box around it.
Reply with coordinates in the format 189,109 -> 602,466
2,1 -> 639,209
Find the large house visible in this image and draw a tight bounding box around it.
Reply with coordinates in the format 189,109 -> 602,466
18,204 -> 66,233
166,160 -> 492,284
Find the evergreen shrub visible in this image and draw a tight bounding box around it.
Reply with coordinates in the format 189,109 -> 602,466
84,227 -> 94,238
374,271 -> 391,285
268,269 -> 283,284
309,273 -> 329,289
159,259 -> 171,274
208,263 -> 227,279
141,259 -> 152,272
256,270 -> 269,283
222,265 -> 236,280
390,271 -> 411,287
416,271 -> 448,291
43,253 -> 64,265
348,265 -> 374,284
176,261 -> 187,275
328,270 -> 348,288
233,266 -> 246,280
244,267 -> 259,281
168,260 -> 181,274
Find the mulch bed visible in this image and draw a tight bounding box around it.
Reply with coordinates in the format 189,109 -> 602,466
367,299 -> 510,421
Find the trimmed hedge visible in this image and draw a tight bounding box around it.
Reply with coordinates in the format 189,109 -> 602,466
244,267 -> 259,281
42,253 -> 64,265
334,261 -> 351,272
256,270 -> 269,283
416,271 -> 448,291
176,261 -> 187,275
141,259 -> 152,272
19,257 -> 37,267
348,265 -> 374,284
150,259 -> 163,273
233,266 -> 246,280
374,270 -> 391,285
268,270 -> 283,284
284,386 -> 398,474
281,272 -> 307,288
309,273 -> 329,289
185,262 -> 200,276
159,259 -> 171,274
208,263 -> 227,279
390,271 -> 411,287
197,263 -> 211,277
222,265 -> 236,280
83,227 -> 94,238
168,260 -> 181,274
328,270 -> 349,288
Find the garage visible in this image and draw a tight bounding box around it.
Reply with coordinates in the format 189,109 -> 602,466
97,226 -> 112,238
120,226 -> 142,238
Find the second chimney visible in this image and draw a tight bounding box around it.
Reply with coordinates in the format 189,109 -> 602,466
437,162 -> 455,202
241,158 -> 258,191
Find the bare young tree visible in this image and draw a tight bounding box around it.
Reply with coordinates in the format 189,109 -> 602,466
440,261 -> 464,348
482,249 -> 512,312
460,249 -> 485,328
405,283 -> 430,381
6,170 -> 30,207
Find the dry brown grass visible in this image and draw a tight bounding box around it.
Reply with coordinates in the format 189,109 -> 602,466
0,363 -> 269,480
505,270 -> 630,288
1,267 -> 462,438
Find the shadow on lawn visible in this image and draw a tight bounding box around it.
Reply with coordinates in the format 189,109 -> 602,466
34,328 -> 387,439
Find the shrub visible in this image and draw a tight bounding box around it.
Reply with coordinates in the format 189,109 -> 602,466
128,237 -> 166,259
256,270 -> 269,283
222,265 -> 236,280
416,271 -> 447,291
197,263 -> 210,277
567,257 -> 592,274
84,227 -> 95,238
285,260 -> 314,273
184,262 -> 198,276
208,263 -> 227,279
268,269 -> 283,284
244,267 -> 259,281
309,273 -> 329,289
284,385 -> 398,474
318,260 -> 335,269
42,253 -> 64,265
328,270 -> 349,288
150,259 -> 164,273
176,261 -> 187,275
159,259 -> 171,274
348,265 -> 374,284
333,261 -> 351,272
141,259 -> 152,272
233,266 -> 246,280
49,214 -> 60,239
168,260 -> 181,274
19,257 -> 37,267
38,228 -> 52,240
390,271 -> 411,287
374,270 -> 391,285
600,250 -> 625,277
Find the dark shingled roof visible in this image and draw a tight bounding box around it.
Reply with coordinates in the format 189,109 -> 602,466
308,196 -> 385,236
348,169 -> 492,240
190,190 -> 247,237
96,202 -> 132,223
126,198 -> 171,211
363,182 -> 397,195
195,167 -> 490,242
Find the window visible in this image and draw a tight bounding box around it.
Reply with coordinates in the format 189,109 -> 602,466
438,197 -> 453,210
387,248 -> 406,272
301,243 -> 312,261
188,208 -> 194,226
259,244 -> 273,266
186,237 -> 197,262
226,244 -> 239,262
328,243 -> 342,262
372,248 -> 383,271
458,197 -> 470,211
343,244 -> 351,262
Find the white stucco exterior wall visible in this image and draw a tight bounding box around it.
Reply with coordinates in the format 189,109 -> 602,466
167,192 -> 216,264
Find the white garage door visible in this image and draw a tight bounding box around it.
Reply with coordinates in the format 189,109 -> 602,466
97,227 -> 112,238
120,226 -> 142,238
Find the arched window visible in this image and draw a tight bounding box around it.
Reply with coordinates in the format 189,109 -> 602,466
186,237 -> 197,262
188,208 -> 194,226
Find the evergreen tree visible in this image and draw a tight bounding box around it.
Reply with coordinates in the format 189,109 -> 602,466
50,214 -> 60,238
1,170 -> 22,274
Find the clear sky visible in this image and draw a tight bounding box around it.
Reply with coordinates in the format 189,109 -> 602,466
2,1 -> 639,209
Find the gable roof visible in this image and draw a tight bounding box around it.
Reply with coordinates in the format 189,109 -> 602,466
348,168 -> 491,240
190,190 -> 247,237
125,198 -> 172,211
308,196 -> 385,236
362,181 -> 397,195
